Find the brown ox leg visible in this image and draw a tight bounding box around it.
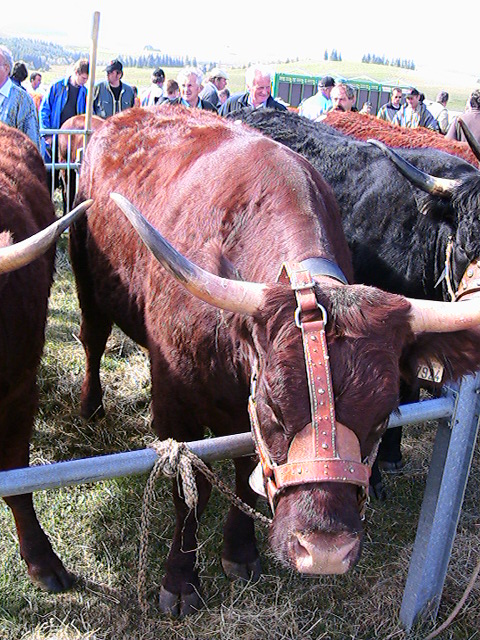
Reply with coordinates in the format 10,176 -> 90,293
4,493 -> 74,591
221,456 -> 261,582
78,314 -> 112,420
0,380 -> 73,591
160,471 -> 212,617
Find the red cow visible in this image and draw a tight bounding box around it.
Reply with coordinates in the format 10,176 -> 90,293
0,123 -> 90,591
324,110 -> 479,167
58,115 -> 104,213
69,107 -> 480,616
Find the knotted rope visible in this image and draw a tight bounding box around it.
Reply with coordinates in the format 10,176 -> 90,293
137,438 -> 272,612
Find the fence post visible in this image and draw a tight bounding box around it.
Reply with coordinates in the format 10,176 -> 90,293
399,372 -> 480,629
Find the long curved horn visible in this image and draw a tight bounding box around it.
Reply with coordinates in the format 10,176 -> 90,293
408,296 -> 480,333
367,139 -> 460,197
110,193 -> 266,315
458,118 -> 480,162
0,199 -> 92,275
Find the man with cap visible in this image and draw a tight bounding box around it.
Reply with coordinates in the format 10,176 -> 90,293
93,59 -> 135,119
298,75 -> 335,121
199,67 -> 228,110
140,67 -> 166,107
393,87 -> 439,131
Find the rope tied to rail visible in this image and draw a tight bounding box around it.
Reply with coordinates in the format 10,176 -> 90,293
137,437 -> 272,612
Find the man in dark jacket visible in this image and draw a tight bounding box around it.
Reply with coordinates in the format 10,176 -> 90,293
160,67 -> 217,111
93,59 -> 135,119
199,67 -> 228,110
219,64 -> 287,116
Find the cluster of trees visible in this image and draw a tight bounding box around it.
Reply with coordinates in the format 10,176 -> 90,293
1,36 -> 87,71
0,36 -> 220,72
362,53 -> 415,70
324,49 -> 342,62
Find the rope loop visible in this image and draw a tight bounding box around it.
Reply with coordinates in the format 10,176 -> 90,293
138,437 -> 272,612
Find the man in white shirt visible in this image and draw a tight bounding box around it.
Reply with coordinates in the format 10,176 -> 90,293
298,76 -> 335,121
141,68 -> 165,107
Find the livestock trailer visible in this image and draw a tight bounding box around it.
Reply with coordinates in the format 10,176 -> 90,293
272,71 -> 411,113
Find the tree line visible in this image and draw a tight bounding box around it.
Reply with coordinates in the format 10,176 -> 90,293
0,36 -> 216,71
362,53 -> 415,70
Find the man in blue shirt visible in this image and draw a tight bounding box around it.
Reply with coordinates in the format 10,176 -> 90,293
39,59 -> 89,161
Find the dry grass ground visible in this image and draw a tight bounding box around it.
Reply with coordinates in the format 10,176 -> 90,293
1,238 -> 479,639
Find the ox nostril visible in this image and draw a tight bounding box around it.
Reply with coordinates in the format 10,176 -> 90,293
292,531 -> 360,575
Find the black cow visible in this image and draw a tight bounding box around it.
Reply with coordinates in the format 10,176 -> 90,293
230,108 -> 480,481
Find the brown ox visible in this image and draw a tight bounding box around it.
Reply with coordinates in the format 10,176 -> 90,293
69,107 -> 480,616
58,115 -> 104,213
324,110 -> 479,167
0,123 -> 90,591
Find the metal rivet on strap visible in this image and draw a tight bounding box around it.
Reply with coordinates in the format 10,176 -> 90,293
321,443 -> 328,449
468,269 -> 474,277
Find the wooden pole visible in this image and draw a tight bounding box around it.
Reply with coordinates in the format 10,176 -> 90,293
84,11 -> 100,145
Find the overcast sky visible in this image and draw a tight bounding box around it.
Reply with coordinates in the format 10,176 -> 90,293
2,1 -> 478,75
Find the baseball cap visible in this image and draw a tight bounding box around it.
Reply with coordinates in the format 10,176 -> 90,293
210,67 -> 228,80
319,75 -> 335,88
406,87 -> 420,97
105,59 -> 123,73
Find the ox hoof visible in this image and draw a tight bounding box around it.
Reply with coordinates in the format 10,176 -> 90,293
378,458 -> 405,475
158,586 -> 202,617
29,565 -> 75,593
370,480 -> 387,502
80,404 -> 105,422
221,557 -> 262,582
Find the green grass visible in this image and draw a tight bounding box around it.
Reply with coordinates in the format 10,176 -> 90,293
1,241 -> 480,639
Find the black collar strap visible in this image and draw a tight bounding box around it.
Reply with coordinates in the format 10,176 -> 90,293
299,257 -> 349,285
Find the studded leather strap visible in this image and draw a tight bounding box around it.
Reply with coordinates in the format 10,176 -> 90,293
249,261 -> 371,510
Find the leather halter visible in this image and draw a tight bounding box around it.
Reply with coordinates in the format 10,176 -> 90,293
443,239 -> 480,301
248,260 -> 371,513
455,259 -> 480,300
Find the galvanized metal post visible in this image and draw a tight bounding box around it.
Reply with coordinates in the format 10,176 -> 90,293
399,372 -> 480,629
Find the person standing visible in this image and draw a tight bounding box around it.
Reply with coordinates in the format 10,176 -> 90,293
446,89 -> 480,144
164,67 -> 217,111
330,83 -> 356,113
28,72 -> 43,112
140,67 -> 165,106
298,75 -> 335,121
93,59 -> 135,119
0,45 -> 40,149
427,91 -> 449,134
199,67 -> 228,110
39,58 -> 89,160
377,87 -> 403,123
219,64 -> 287,116
393,87 -> 439,131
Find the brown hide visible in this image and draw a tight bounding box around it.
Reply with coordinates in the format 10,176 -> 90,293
58,115 -> 104,164
69,107 -> 480,612
0,123 -> 72,591
324,110 -> 479,167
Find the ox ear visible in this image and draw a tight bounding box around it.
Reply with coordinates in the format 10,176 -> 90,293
403,328 -> 480,387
